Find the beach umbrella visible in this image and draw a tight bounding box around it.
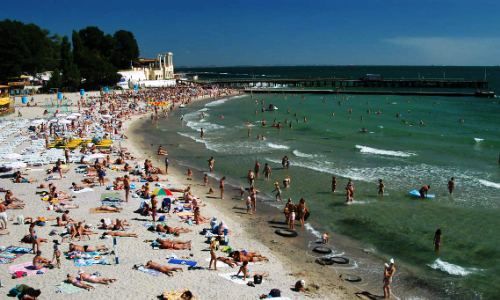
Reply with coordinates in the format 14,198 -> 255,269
58,119 -> 72,125
49,119 -> 58,123
72,113 -> 82,117
101,114 -> 112,119
55,113 -> 67,118
83,153 -> 106,161
30,119 -> 45,126
153,188 -> 174,197
66,115 -> 78,120
4,153 -> 23,160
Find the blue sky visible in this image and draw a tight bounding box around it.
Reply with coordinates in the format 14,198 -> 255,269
2,0 -> 499,66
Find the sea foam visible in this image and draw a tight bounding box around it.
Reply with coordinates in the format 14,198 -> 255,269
428,258 -> 481,276
205,98 -> 229,107
292,150 -> 316,158
355,145 -> 416,158
267,143 -> 290,150
478,179 -> 500,189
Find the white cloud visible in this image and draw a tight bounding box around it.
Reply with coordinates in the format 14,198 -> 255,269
384,37 -> 500,65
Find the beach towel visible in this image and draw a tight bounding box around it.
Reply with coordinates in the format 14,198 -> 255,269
72,188 -> 94,194
55,282 -> 89,294
1,246 -> 32,264
135,265 -> 162,276
167,258 -> 197,267
218,273 -> 253,285
74,257 -> 110,267
8,262 -> 47,277
6,246 -> 32,254
90,208 -> 120,214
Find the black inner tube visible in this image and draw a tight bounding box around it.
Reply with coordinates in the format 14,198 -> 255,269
275,229 -> 298,237
312,246 -> 332,254
331,256 -> 350,264
316,257 -> 334,265
342,274 -> 362,282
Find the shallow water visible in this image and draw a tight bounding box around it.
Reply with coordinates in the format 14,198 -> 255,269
147,93 -> 499,299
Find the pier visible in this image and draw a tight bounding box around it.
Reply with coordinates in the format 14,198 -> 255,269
183,77 -> 494,97
242,88 -> 495,98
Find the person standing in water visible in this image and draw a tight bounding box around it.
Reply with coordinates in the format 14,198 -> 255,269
346,179 -> 354,203
254,161 -> 261,179
208,157 -> 215,172
200,128 -> 204,139
263,163 -> 272,181
378,179 -> 385,197
331,176 -> 337,193
272,182 -> 282,202
433,228 -> 442,254
383,259 -> 396,299
447,177 -> 455,195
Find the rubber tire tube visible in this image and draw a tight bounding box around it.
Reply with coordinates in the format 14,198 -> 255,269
312,246 -> 333,254
331,256 -> 350,264
342,274 -> 362,282
316,257 -> 334,265
275,229 -> 298,237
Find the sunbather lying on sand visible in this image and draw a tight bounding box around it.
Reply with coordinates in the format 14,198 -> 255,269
66,274 -> 94,291
231,250 -> 269,263
217,257 -> 237,268
156,238 -> 192,250
78,270 -> 116,284
102,231 -> 138,238
153,224 -> 191,235
95,205 -> 122,212
68,243 -> 108,252
99,218 -> 129,230
142,260 -> 182,276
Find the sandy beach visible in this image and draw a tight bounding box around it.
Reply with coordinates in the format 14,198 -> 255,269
0,91 -> 354,300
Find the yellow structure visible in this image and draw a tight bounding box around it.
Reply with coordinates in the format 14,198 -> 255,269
0,85 -> 13,115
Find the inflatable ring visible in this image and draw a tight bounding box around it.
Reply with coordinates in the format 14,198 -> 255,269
331,256 -> 349,264
312,246 -> 333,254
275,229 -> 298,238
342,274 -> 362,282
316,257 -> 334,265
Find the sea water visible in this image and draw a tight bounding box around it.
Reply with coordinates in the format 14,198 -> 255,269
145,68 -> 500,299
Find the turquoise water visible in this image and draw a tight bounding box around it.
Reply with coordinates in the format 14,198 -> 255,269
150,93 -> 499,298
149,68 -> 500,298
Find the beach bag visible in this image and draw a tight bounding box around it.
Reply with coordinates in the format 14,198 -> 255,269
254,275 -> 263,284
269,289 -> 281,297
21,234 -> 34,243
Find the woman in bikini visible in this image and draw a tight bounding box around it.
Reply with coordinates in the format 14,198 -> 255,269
144,260 -> 182,276
78,270 -> 116,284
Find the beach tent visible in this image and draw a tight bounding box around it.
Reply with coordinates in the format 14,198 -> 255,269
153,188 -> 174,197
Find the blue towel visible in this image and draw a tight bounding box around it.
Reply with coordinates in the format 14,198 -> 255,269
167,258 -> 197,267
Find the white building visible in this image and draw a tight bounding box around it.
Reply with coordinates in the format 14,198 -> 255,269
117,52 -> 176,89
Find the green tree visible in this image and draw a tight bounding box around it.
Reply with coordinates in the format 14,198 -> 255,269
111,30 -> 139,69
46,69 -> 62,89
60,36 -> 81,90
72,28 -> 120,89
0,19 -> 59,81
